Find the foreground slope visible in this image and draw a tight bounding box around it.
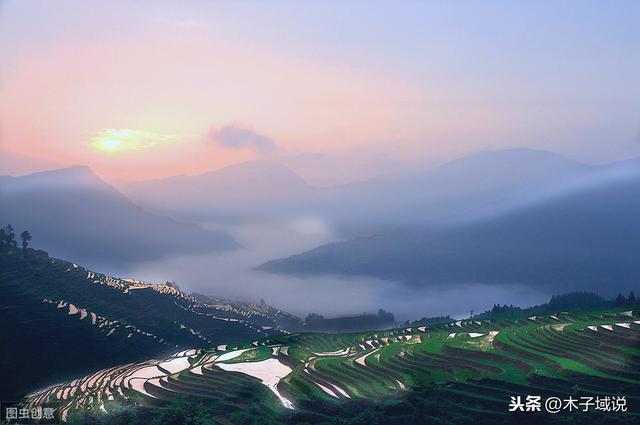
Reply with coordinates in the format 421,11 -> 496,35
23,308 -> 640,424
0,250 -> 300,399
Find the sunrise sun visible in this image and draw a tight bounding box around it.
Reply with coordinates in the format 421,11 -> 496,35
91,128 -> 180,153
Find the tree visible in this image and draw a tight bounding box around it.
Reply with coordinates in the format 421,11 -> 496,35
305,313 -> 325,324
628,291 -> 637,305
4,224 -> 17,249
20,230 -> 32,253
614,293 -> 627,306
377,308 -> 395,322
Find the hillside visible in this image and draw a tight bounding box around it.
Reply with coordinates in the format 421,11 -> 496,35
0,166 -> 237,268
21,307 -> 640,424
0,249 -> 299,400
261,172 -> 640,295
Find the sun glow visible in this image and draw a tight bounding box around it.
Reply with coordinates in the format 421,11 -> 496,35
100,139 -> 123,152
91,129 -> 180,153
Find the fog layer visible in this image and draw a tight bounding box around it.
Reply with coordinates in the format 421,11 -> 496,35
125,219 -> 549,321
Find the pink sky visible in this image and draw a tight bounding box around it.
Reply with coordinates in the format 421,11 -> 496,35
2,32 -> 432,184
1,1 -> 638,185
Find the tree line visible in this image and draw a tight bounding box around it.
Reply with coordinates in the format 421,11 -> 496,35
477,291 -> 639,319
0,224 -> 32,253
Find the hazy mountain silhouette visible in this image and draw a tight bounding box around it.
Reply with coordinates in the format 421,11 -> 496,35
0,166 -> 237,269
122,149 -> 597,233
123,160 -> 315,222
311,148 -> 592,232
261,158 -> 640,295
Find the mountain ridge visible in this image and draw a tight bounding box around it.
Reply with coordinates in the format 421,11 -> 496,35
260,165 -> 640,294
0,166 -> 238,269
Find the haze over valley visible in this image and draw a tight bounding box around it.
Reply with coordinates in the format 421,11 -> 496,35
3,148 -> 638,320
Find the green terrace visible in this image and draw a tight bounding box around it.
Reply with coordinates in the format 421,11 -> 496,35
21,308 -> 640,423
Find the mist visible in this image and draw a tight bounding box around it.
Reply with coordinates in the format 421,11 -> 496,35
123,219 -> 550,321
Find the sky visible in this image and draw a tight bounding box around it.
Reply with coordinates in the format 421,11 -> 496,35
1,0 -> 639,185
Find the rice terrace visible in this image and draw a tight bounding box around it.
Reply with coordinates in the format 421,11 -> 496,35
1,248 -> 638,424
2,1 -> 640,424
20,300 -> 640,424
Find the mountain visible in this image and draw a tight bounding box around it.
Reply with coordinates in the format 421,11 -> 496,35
0,166 -> 237,268
122,149 -> 595,233
0,248 -> 300,399
310,148 -> 593,232
123,160 -> 315,222
261,160 -> 640,295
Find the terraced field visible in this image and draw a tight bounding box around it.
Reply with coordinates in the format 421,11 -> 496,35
22,309 -> 640,424
0,251 -> 301,400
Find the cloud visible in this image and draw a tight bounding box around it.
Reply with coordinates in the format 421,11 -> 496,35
210,125 -> 277,152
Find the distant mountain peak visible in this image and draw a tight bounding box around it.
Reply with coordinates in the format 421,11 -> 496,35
1,165 -> 238,266
123,159 -> 312,212
203,159 -> 308,183
2,165 -> 112,192
27,164 -> 100,180
64,164 -> 94,172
